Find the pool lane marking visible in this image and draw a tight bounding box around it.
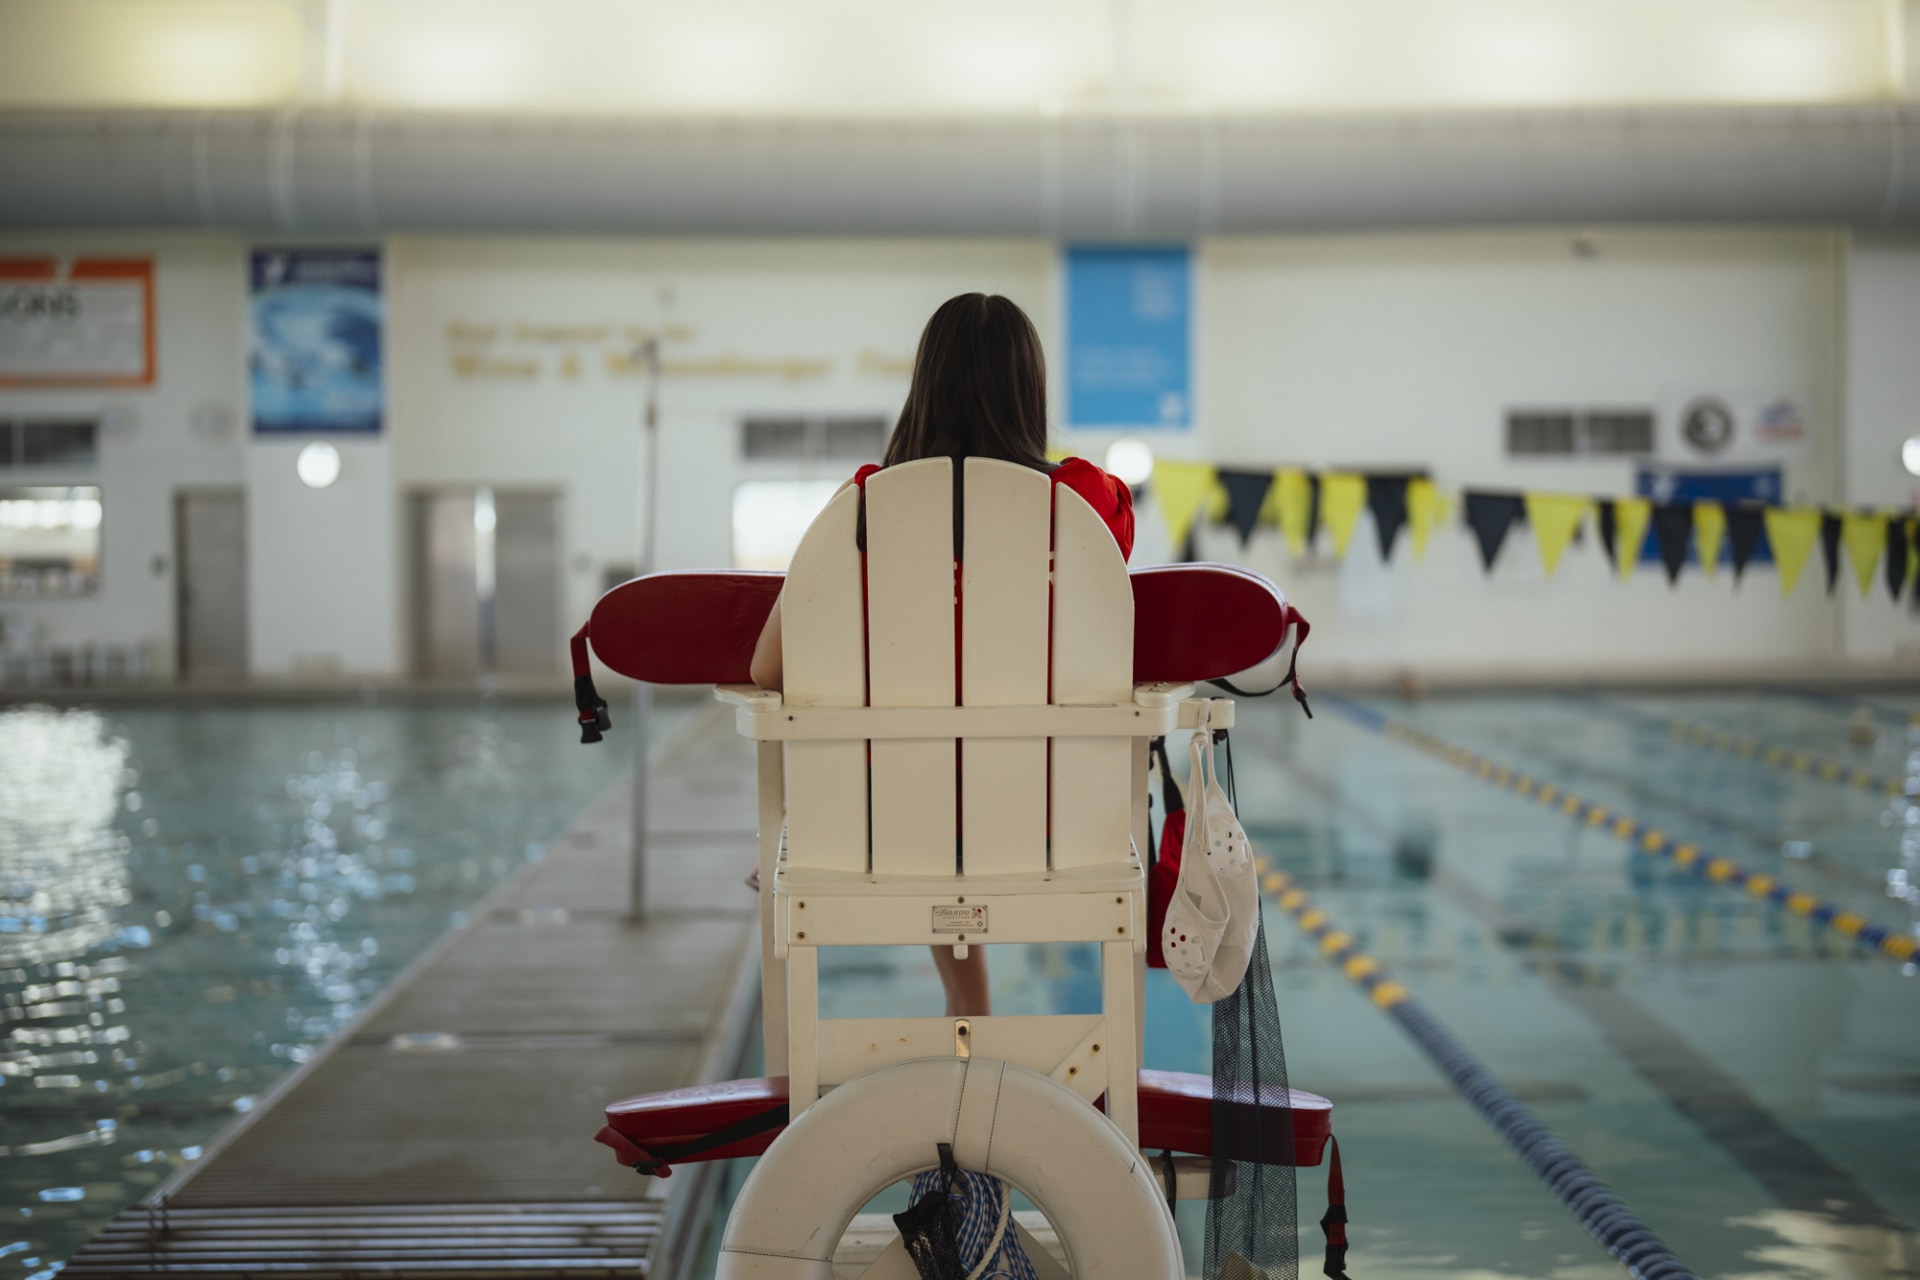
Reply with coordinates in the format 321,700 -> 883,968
1661,714 -> 1904,797
1328,699 -> 1919,965
1257,755 -> 1911,1234
1586,698 -> 1907,798
1256,857 -> 1699,1280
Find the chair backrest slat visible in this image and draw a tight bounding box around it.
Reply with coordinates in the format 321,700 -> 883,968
864,459 -> 959,875
1048,484 -> 1135,868
959,458 -> 1051,875
781,484 -> 869,872
781,459 -> 1137,877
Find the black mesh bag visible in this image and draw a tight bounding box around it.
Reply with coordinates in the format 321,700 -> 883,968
1205,734 -> 1301,1280
893,1143 -> 968,1280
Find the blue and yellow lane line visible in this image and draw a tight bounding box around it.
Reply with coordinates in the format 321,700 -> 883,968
1326,698 -> 1919,966
1256,858 -> 1410,1009
1251,855 -> 1699,1277
1658,714 -> 1904,798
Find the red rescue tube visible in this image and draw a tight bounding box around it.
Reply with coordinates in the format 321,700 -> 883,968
575,564 -> 1305,689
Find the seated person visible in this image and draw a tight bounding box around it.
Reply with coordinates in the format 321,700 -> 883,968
750,292 -> 1134,1017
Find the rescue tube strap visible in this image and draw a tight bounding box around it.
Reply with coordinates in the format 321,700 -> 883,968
1319,1137 -> 1349,1279
571,625 -> 612,744
1206,608 -> 1313,718
617,1102 -> 792,1177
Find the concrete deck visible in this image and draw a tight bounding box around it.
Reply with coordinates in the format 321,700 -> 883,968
66,701 -> 761,1277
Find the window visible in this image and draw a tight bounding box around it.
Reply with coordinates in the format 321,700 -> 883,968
0,486 -> 102,596
1505,408 -> 1654,458
0,417 -> 98,468
732,479 -> 846,571
742,415 -> 886,463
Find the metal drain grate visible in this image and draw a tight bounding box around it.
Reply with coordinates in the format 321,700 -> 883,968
64,1202 -> 662,1277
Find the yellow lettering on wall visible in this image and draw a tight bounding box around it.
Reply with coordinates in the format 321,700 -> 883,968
453,353 -> 540,380
857,348 -> 913,377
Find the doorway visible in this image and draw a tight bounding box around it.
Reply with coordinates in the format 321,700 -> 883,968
409,488 -> 561,679
175,490 -> 248,677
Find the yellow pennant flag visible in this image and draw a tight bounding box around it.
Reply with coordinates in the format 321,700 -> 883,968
1763,507 -> 1820,597
1152,461 -> 1217,551
1523,493 -> 1591,577
1274,468 -> 1312,557
1612,498 -> 1651,582
1693,500 -> 1726,580
1320,472 -> 1367,560
1407,478 -> 1447,561
1842,511 -> 1887,599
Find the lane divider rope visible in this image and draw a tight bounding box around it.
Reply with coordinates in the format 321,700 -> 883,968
1657,714 -> 1903,798
1328,698 -> 1919,965
1257,857 -> 1698,1280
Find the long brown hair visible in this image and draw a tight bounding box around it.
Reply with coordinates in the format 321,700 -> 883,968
883,294 -> 1050,471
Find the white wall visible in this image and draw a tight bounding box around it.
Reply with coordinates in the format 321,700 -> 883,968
386,237 -> 1055,655
7,225 -> 1909,685
1154,228 -> 1848,681
0,234 -> 246,671
1840,234 -> 1920,662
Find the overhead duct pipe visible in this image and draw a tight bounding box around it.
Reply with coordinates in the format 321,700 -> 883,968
2,105 -> 1917,235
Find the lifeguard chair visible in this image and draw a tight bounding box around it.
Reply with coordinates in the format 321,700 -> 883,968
582,457 -> 1329,1279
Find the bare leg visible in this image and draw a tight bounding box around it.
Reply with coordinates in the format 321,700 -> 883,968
930,945 -> 990,1016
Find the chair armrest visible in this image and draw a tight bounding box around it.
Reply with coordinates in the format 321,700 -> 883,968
716,684 -> 782,710
1133,682 -> 1197,708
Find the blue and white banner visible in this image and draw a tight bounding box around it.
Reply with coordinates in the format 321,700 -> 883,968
250,249 -> 383,435
1065,246 -> 1191,430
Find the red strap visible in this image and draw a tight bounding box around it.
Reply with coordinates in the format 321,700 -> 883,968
593,1125 -> 672,1178
571,624 -> 591,681
1319,1136 -> 1350,1279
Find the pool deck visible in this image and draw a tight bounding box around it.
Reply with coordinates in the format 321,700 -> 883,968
64,700 -> 762,1277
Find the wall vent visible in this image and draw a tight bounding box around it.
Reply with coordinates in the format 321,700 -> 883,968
1505,408 -> 1653,458
742,416 -> 886,463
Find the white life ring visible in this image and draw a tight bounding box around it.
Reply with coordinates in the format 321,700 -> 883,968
715,1057 -> 1183,1279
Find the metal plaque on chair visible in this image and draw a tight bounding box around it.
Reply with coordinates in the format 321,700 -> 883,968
931,905 -> 988,934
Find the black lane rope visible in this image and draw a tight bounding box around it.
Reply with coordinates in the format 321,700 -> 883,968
1256,861 -> 1698,1280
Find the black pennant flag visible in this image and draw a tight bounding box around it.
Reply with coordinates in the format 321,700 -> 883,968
1596,500 -> 1620,570
1650,502 -> 1694,586
1463,491 -> 1525,573
1366,474 -> 1412,562
1217,469 -> 1275,548
1306,473 -> 1322,549
1179,526 -> 1200,564
1820,511 -> 1844,595
1891,518 -> 1913,602
1726,503 -> 1767,582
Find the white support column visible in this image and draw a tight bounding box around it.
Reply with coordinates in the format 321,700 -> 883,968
786,946 -> 819,1117
1100,939 -> 1139,1146
757,741 -> 788,1074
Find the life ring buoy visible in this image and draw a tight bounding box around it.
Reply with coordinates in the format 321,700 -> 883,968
715,1057 -> 1183,1279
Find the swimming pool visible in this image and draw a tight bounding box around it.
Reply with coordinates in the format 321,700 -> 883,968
698,690 -> 1919,1280
0,697 -> 687,1278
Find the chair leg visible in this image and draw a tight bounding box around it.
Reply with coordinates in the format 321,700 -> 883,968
1101,939 -> 1139,1146
756,743 -> 788,1071
787,945 -> 819,1117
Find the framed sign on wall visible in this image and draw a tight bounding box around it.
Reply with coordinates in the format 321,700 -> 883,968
0,258 -> 155,388
250,249 -> 383,435
1064,245 -> 1192,431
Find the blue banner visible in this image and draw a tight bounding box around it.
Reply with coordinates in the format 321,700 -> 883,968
1065,246 -> 1191,430
1635,464 -> 1782,564
250,249 -> 383,434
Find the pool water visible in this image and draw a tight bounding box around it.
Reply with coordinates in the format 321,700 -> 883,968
0,698 -> 687,1278
700,691 -> 1919,1280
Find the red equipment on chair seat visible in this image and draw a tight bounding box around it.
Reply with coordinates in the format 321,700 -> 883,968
594,1070 -> 1331,1178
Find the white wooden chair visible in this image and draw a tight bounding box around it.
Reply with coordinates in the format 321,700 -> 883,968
716,455 -> 1222,1136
